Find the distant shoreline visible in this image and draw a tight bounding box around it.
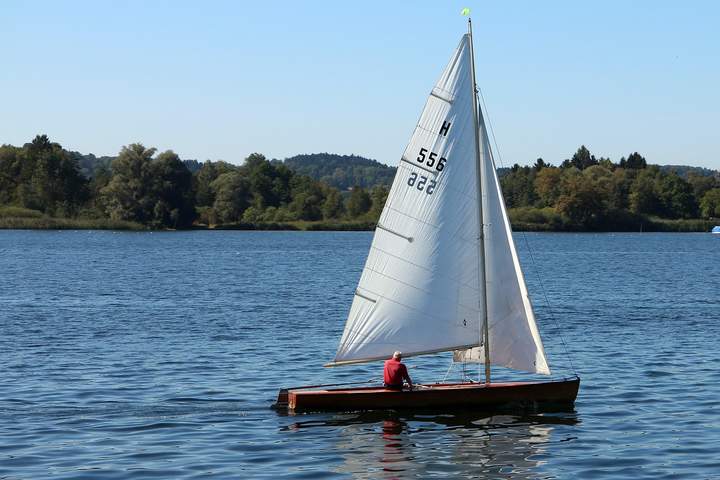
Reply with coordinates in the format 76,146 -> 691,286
0,215 -> 715,233
4,137 -> 719,235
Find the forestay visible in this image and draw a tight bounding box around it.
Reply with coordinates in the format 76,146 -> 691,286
328,33 -> 551,376
452,111 -> 550,375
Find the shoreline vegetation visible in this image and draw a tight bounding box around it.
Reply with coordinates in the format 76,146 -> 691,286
0,205 -> 714,232
1,135 -> 719,233
0,206 -> 715,233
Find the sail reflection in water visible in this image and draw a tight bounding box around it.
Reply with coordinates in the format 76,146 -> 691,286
285,412 -> 578,478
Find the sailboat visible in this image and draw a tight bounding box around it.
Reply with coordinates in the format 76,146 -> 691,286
275,20 -> 580,412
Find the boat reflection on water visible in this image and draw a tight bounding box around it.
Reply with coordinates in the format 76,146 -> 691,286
283,410 -> 579,478
378,417 -> 410,476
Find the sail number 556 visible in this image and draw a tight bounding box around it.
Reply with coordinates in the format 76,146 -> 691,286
417,148 -> 446,171
407,172 -> 436,194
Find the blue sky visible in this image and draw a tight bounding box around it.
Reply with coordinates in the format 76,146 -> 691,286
2,1 -> 718,169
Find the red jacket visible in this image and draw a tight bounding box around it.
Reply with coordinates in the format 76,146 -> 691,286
384,358 -> 411,386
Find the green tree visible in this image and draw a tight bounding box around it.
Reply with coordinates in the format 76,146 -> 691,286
555,169 -> 608,227
101,144 -> 157,223
194,160 -> 235,207
629,168 -> 660,215
273,206 -> 295,222
90,164 -> 112,195
151,150 -> 196,227
657,172 -> 697,218
608,168 -> 632,210
16,135 -> 89,215
86,163 -> 112,216
243,153 -> 292,208
0,145 -> 22,205
686,172 -> 717,202
260,206 -> 278,222
533,158 -> 549,171
211,171 -> 251,223
288,175 -> 325,220
368,185 -> 389,222
100,144 -> 195,227
534,167 -> 563,207
562,145 -> 597,170
700,189 -> 720,218
322,188 -> 345,219
582,164 -> 612,182
500,164 -> 537,207
583,165 -> 615,211
619,152 -> 647,170
289,191 -> 323,220
346,186 -> 372,218
597,157 -> 614,170
241,205 -> 264,223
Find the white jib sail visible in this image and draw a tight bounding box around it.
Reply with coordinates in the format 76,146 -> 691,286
330,35 -> 482,366
452,111 -> 551,375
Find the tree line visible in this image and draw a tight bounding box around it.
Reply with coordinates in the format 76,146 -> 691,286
2,136 -> 719,230
0,135 -> 389,228
501,146 -> 720,229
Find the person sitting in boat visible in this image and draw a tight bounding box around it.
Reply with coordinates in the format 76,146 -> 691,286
384,351 -> 413,391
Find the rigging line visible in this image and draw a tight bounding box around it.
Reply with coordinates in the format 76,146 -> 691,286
477,85 -> 578,376
442,360 -> 455,382
521,236 -> 577,375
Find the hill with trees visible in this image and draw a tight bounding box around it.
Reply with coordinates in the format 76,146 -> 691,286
659,165 -> 718,179
282,153 -> 395,190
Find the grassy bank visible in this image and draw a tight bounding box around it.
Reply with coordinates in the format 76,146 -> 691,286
0,206 -> 373,231
1,205 -> 714,232
642,217 -> 716,232
0,206 -> 144,230
197,220 -> 376,231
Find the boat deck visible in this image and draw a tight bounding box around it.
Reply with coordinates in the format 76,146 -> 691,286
275,377 -> 580,413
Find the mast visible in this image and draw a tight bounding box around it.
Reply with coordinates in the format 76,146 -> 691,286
467,19 -> 491,384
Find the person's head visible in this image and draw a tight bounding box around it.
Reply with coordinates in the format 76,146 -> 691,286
393,351 -> 402,361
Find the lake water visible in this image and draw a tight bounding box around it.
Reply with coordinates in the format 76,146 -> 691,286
1,230 -> 719,479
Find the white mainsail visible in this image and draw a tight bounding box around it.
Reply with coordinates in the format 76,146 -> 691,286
329,32 -> 550,376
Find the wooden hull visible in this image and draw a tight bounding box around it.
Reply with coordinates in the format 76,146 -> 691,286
275,377 -> 580,413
